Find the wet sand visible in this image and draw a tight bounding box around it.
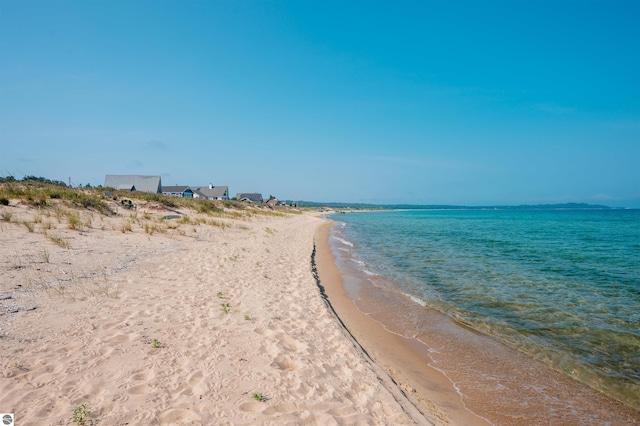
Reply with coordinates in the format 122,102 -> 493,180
315,221 -> 640,425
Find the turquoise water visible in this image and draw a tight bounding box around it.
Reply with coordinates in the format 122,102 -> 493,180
328,209 -> 640,409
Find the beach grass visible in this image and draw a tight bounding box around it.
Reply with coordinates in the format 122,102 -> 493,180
0,180 -> 301,224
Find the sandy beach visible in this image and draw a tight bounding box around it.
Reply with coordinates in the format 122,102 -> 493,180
4,195 -> 638,425
1,199 -> 433,425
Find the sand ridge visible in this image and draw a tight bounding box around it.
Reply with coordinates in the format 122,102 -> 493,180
1,202 -> 426,425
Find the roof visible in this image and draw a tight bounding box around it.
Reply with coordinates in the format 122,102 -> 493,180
236,193 -> 263,203
192,186 -> 229,199
162,186 -> 191,193
104,175 -> 162,193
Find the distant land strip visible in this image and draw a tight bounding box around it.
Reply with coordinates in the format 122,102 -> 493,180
293,202 -> 624,210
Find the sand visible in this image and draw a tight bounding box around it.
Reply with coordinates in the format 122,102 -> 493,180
0,201 -> 432,425
313,223 -> 490,426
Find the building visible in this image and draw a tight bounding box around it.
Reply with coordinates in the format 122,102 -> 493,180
161,186 -> 194,197
192,185 -> 230,200
104,175 -> 162,193
236,193 -> 263,203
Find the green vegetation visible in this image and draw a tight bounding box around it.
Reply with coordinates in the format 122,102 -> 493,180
0,177 -> 298,233
252,392 -> 266,402
221,302 -> 231,314
152,339 -> 161,348
1,210 -> 13,222
0,179 -> 112,214
66,210 -> 82,230
46,233 -> 70,249
120,220 -> 133,233
71,404 -> 90,425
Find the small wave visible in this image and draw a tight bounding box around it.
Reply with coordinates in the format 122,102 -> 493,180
404,292 -> 428,307
359,267 -> 378,276
331,236 -> 354,247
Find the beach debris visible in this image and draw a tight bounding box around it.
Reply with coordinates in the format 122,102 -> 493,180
120,199 -> 135,210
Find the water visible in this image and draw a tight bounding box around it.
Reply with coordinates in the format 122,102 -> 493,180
328,209 -> 640,413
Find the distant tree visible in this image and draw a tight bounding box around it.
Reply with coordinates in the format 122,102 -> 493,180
0,175 -> 17,183
21,176 -> 67,186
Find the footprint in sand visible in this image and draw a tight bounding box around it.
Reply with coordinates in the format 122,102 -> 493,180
277,334 -> 307,353
129,368 -> 154,382
127,383 -> 152,395
104,333 -> 132,345
259,340 -> 279,359
271,355 -> 299,372
239,401 -> 263,413
158,408 -> 202,423
253,327 -> 276,337
187,370 -> 210,394
264,402 -> 298,415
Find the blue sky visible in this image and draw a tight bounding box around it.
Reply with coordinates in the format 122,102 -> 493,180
1,1 -> 639,206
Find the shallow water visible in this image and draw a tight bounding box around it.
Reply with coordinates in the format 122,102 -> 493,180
328,209 -> 640,414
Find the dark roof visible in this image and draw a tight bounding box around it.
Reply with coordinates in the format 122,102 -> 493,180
192,186 -> 229,199
162,186 -> 191,193
236,193 -> 263,203
104,175 -> 162,193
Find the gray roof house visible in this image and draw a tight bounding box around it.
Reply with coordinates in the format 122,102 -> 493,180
192,185 -> 230,200
104,175 -> 162,193
236,193 -> 263,203
162,186 -> 194,198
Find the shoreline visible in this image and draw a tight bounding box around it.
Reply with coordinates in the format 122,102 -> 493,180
318,217 -> 640,425
313,221 -> 489,426
2,196 -> 637,425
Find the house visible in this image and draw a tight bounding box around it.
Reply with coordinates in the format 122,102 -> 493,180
265,198 -> 279,207
192,184 -> 230,200
162,186 -> 194,198
104,175 -> 162,193
236,193 -> 263,203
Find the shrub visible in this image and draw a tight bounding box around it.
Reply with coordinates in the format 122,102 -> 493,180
71,404 -> 90,425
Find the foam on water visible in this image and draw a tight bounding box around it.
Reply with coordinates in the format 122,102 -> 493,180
330,235 -> 354,247
328,209 -> 640,413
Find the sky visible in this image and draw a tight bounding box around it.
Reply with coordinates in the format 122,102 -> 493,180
1,1 -> 639,207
